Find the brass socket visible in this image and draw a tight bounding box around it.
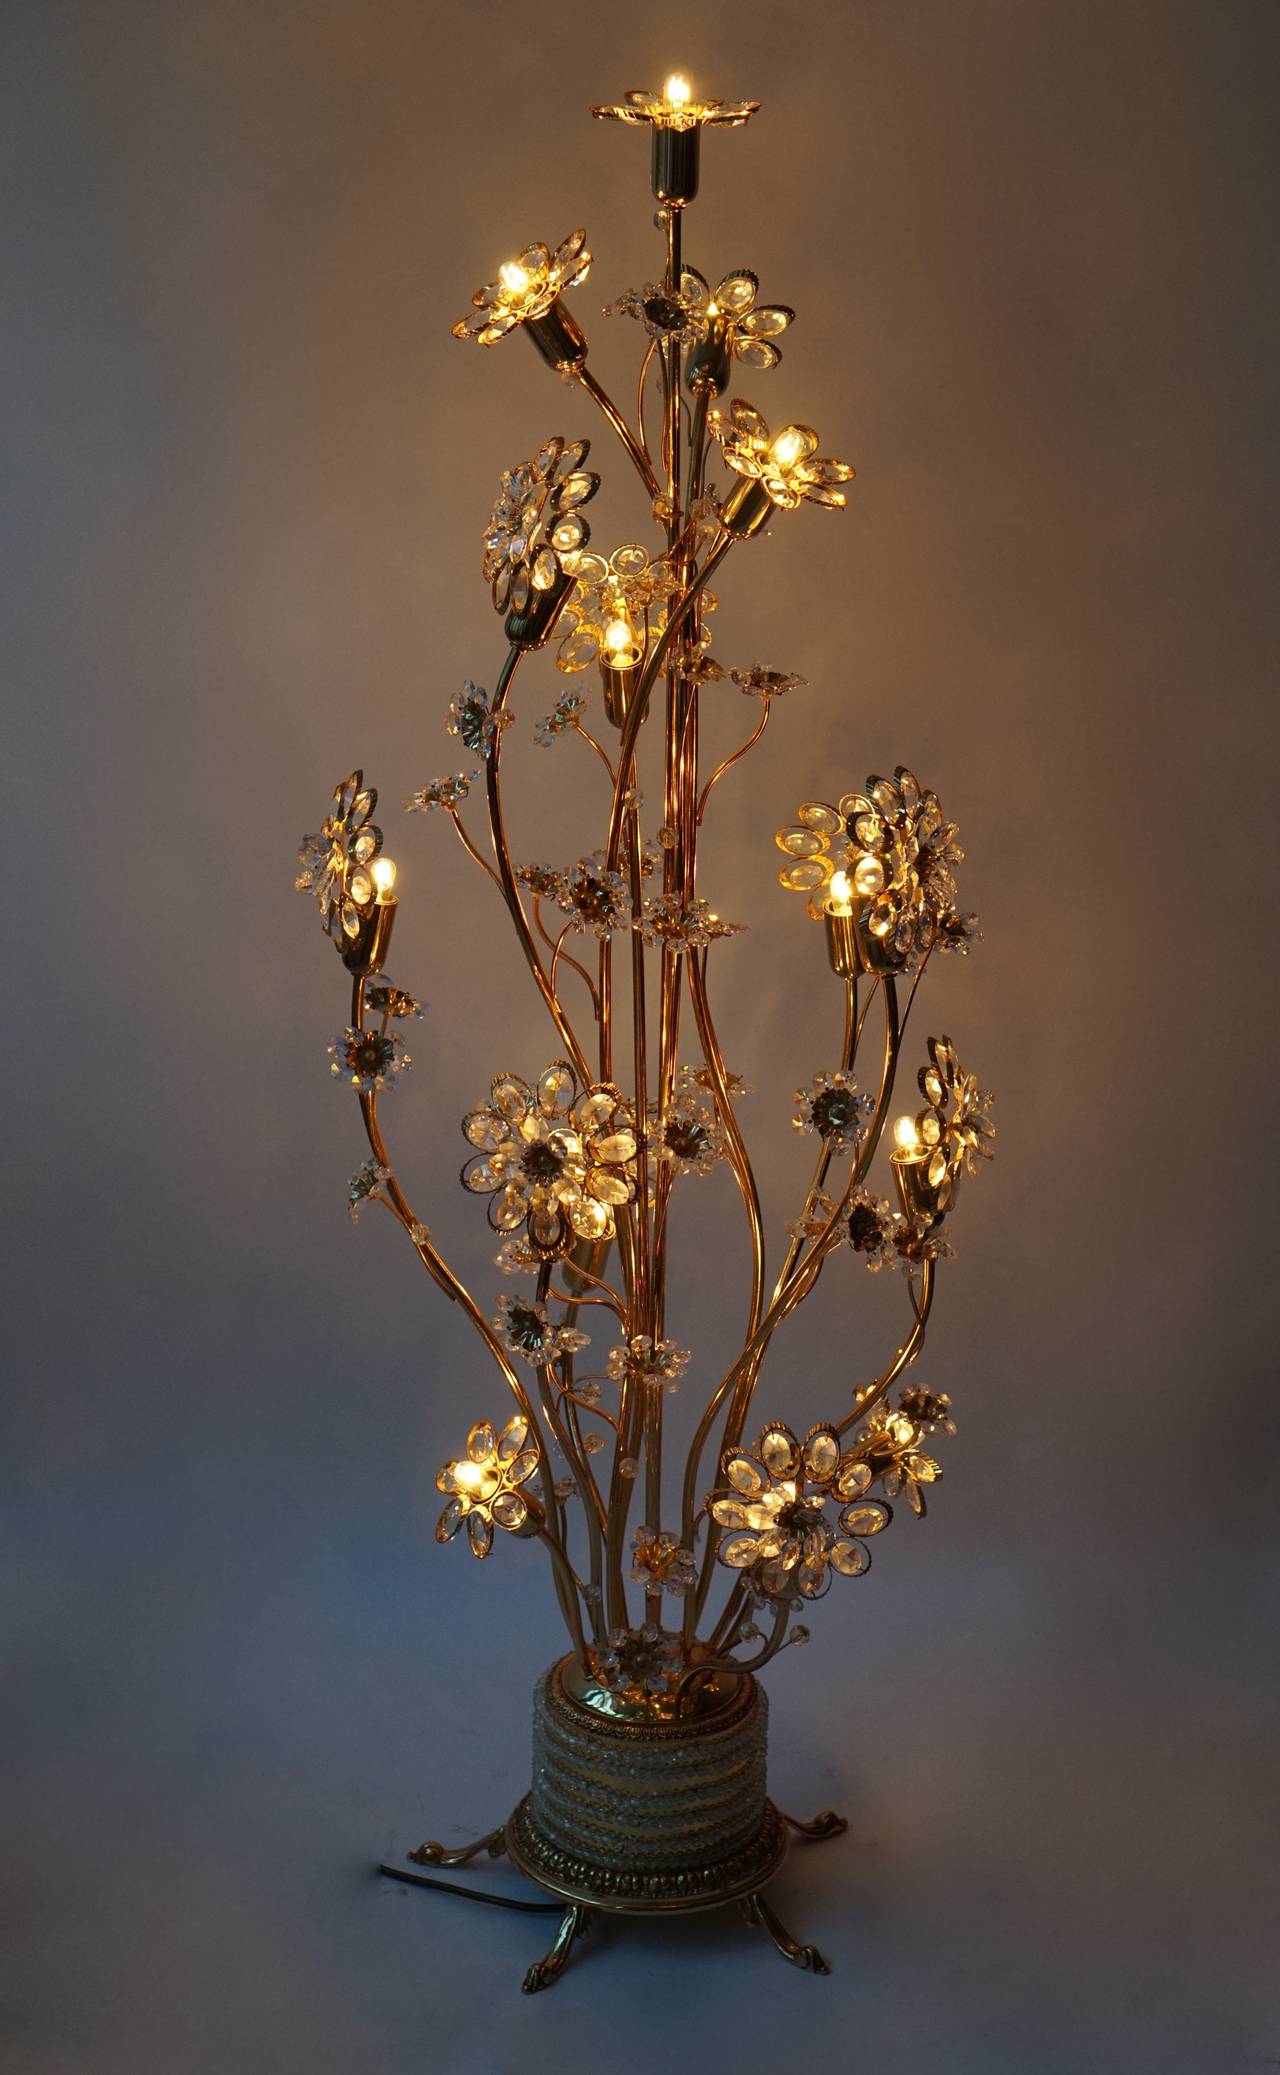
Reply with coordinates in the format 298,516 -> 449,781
823,908 -> 858,978
524,299 -> 589,372
601,661 -> 639,729
719,475 -> 775,538
341,896 -> 397,976
651,127 -> 700,204
891,1149 -> 954,1224
687,312 -> 731,395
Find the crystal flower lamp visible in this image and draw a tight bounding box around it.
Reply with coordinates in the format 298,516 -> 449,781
294,73 -> 995,1992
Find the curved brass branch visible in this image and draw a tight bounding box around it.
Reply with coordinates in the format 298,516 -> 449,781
570,717 -> 616,784
674,1601 -> 789,1707
696,701 -> 770,823
485,647 -> 593,1084
446,805 -> 503,892
604,536 -> 736,873
574,363 -> 662,502
833,1258 -> 936,1441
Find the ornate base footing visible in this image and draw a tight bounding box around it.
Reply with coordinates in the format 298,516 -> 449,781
379,1803 -> 844,1988
377,1658 -> 846,1986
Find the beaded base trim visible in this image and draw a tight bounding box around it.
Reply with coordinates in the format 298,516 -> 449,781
507,1795 -> 788,1912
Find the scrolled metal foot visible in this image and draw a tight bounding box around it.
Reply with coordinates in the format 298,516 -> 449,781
407,1824 -> 507,1869
522,1903 -> 592,1993
778,1807 -> 848,1843
740,1891 -> 832,1975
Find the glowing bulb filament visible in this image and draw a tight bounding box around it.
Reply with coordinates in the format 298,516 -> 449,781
771,428 -> 804,469
605,617 -> 636,663
370,856 -> 398,903
500,260 -> 530,297
827,869 -> 854,916
664,72 -> 692,106
893,1115 -> 922,1156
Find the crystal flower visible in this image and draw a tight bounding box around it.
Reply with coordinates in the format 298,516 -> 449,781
793,1070 -> 875,1153
452,229 -> 592,346
845,1401 -> 947,1519
844,1189 -> 909,1271
730,663 -> 807,698
592,87 -> 760,134
912,1036 -> 996,1196
709,401 -> 854,512
680,267 -> 795,371
637,895 -> 740,948
362,974 -> 422,1020
709,1420 -> 891,1599
607,281 -> 705,344
554,541 -> 716,676
775,767 -> 965,956
347,1159 -> 391,1222
494,1235 -> 543,1276
328,1026 -> 410,1093
295,769 -> 383,944
514,862 -> 563,899
483,435 -> 600,618
630,1527 -> 697,1597
534,690 -> 586,745
687,1063 -> 752,1099
590,1623 -> 684,1707
606,1337 -> 691,1391
934,909 -> 983,955
551,854 -> 632,938
648,1086 -> 727,1175
463,1063 -> 639,1249
492,1293 -> 590,1368
405,772 -> 476,814
447,679 -> 509,758
435,1414 -> 541,1559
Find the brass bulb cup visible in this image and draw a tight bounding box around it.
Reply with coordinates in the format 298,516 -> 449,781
891,1149 -> 954,1225
524,299 -> 589,373
823,906 -> 858,978
687,313 -> 731,396
601,660 -> 640,729
341,896 -> 397,976
719,475 -> 775,538
651,127 -> 700,204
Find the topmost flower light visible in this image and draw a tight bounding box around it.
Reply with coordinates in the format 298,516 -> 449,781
294,73 -> 995,1991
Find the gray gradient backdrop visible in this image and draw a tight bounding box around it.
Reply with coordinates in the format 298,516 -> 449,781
4,3 -> 1278,2071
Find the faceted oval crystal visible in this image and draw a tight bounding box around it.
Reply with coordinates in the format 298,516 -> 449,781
797,801 -> 843,835
537,1063 -> 576,1116
835,1458 -> 872,1499
779,860 -> 829,893
491,1490 -> 527,1531
720,1531 -> 760,1569
467,1421 -> 496,1463
831,1539 -> 870,1576
724,1452 -> 765,1497
840,1501 -> 890,1537
803,1427 -> 841,1483
760,1424 -> 800,1476
467,1512 -> 494,1559
776,827 -> 824,859
497,1415 -> 529,1460
435,1497 -> 464,1543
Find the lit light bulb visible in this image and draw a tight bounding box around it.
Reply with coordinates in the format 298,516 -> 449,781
371,856 -> 398,903
453,1460 -> 487,1492
664,73 -> 692,106
893,1115 -> 921,1156
771,427 -> 804,469
499,260 -> 530,297
827,869 -> 854,916
604,616 -> 635,663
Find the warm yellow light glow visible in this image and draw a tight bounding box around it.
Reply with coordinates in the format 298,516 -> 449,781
827,869 -> 854,915
453,1460 -> 490,1492
853,853 -> 885,898
893,1115 -> 922,1155
499,260 -> 530,296
371,856 -> 398,902
605,616 -> 634,660
664,72 -> 692,106
771,427 -> 805,469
